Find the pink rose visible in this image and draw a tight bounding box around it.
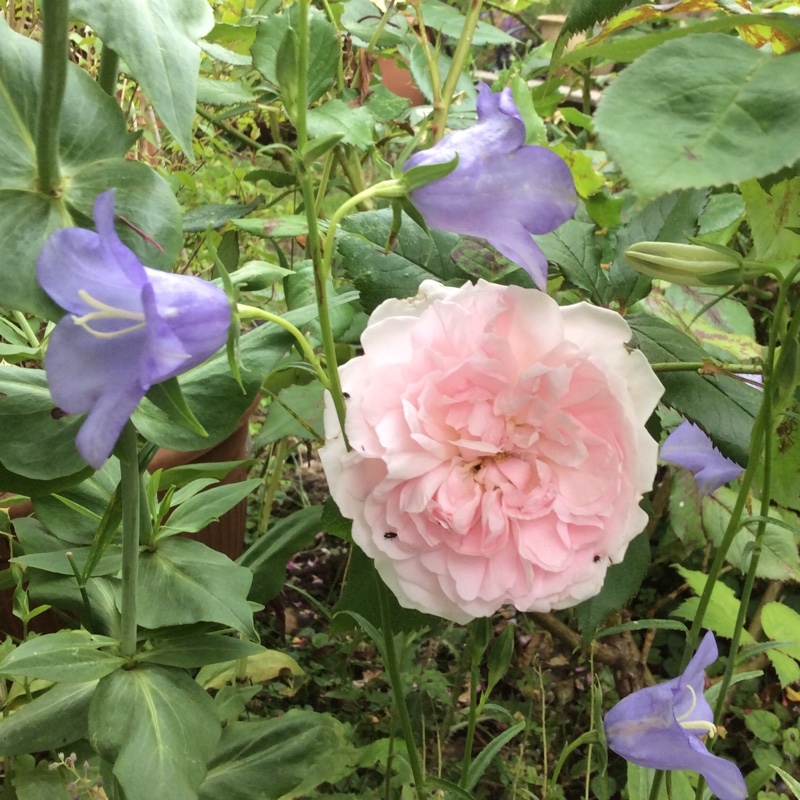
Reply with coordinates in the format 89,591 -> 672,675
320,281 -> 664,624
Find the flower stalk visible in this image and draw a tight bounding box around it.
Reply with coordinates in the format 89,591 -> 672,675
119,423 -> 141,659
36,0 -> 70,195
432,0 -> 485,140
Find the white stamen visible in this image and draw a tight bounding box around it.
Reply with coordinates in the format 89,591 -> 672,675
676,684 -> 717,737
71,289 -> 146,339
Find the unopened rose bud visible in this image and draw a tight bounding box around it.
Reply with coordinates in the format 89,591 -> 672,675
625,242 -> 745,286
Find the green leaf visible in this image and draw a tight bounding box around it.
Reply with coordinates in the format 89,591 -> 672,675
745,709 -> 781,744
365,84 -> 411,122
135,633 -> 265,668
628,314 -> 761,466
137,537 -> 256,637
69,0 -> 214,156
0,20 -> 129,317
340,0 -> 410,47
562,0 -> 633,35
198,711 -> 358,800
144,378 -> 208,437
196,76 -> 257,106
0,367 -> 92,485
13,545 -> 122,577
761,602 -> 800,661
534,219 -> 609,303
0,631 -> 124,683
575,532 -> 650,638
251,6 -> 338,104
595,35 -> 800,203
256,380 -> 326,447
671,566 -> 755,644
306,99 -> 374,150
610,189 -> 707,308
159,478 -> 261,538
337,209 -> 466,313
465,721 -> 525,792
89,664 -> 220,800
182,196 -> 265,232
0,680 -> 96,756
407,42 -> 475,105
331,546 -> 437,636
641,283 -> 760,363
740,176 -> 800,269
418,0 -> 515,45
701,488 -> 800,582
237,505 -> 323,603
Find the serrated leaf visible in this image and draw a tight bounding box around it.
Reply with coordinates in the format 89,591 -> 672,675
595,35 -> 800,203
307,99 -> 375,149
251,6 -> 338,104
337,209 -> 466,313
671,565 -> 755,644
628,314 -> 760,466
740,176 -> 800,269
69,0 -> 214,156
534,219 -> 609,302
562,0 -> 633,35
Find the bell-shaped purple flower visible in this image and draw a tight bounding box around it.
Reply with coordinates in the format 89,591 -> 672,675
604,632 -> 747,800
37,190 -> 231,469
661,421 -> 744,494
404,83 -> 577,290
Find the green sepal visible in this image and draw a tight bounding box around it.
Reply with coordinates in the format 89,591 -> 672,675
205,232 -> 245,393
145,378 -> 208,438
397,196 -> 428,233
401,153 -> 459,192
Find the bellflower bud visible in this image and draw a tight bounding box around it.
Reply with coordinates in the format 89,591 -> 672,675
624,242 -> 747,286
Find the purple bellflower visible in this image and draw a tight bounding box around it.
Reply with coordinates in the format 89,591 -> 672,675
37,190 -> 231,470
660,421 -> 744,495
604,632 -> 747,800
404,83 -> 577,290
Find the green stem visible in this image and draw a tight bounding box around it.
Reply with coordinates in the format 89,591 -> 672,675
119,423 -> 141,659
649,361 -> 761,374
459,655 -> 480,787
256,437 -> 288,537
681,262 -> 800,671
315,150 -> 336,217
97,46 -> 120,96
432,0 -> 484,141
36,0 -> 70,195
237,304 -> 331,389
12,311 -> 41,351
196,105 -> 264,150
377,580 -> 427,800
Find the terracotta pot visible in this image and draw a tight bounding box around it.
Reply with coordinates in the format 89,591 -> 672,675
0,405 -> 256,637
377,56 -> 426,106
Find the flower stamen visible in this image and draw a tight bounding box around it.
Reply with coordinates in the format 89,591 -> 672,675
71,289 -> 146,339
677,685 -> 717,737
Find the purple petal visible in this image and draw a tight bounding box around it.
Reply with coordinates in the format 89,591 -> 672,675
44,317 -> 148,416
76,381 -> 146,469
38,190 -> 231,469
143,268 -> 231,374
661,421 -> 744,494
487,222 -> 549,290
405,84 -> 577,286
